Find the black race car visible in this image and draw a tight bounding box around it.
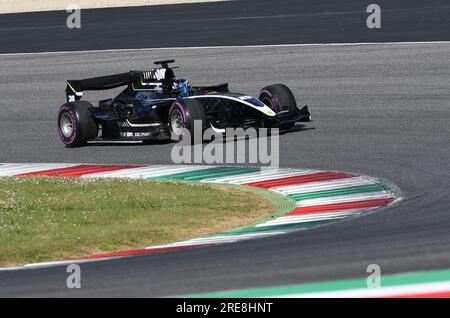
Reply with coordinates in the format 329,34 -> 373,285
58,60 -> 311,147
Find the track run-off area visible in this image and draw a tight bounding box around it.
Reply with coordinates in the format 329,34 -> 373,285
0,0 -> 449,297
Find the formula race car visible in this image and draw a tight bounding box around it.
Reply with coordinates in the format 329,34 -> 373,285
58,60 -> 311,147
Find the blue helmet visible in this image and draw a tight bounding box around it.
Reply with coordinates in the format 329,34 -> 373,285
172,79 -> 191,98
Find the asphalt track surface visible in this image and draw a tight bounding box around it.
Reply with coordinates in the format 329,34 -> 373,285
1,0 -> 450,53
0,1 -> 449,297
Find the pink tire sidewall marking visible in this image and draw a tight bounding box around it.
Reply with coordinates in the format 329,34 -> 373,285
169,101 -> 187,143
260,90 -> 280,113
57,106 -> 78,145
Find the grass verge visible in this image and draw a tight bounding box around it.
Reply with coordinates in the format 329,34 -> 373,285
0,177 -> 274,266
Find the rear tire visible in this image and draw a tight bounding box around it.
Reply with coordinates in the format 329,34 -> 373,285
168,99 -> 206,144
57,101 -> 97,147
259,84 -> 298,113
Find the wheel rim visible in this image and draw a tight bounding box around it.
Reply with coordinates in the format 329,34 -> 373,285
60,112 -> 74,138
170,109 -> 184,141
171,109 -> 183,129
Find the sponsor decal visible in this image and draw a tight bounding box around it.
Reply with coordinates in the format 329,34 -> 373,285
142,69 -> 166,81
120,132 -> 152,138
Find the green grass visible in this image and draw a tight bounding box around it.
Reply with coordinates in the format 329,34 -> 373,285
0,177 -> 274,266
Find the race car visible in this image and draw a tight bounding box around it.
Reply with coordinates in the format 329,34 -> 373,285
58,60 -> 311,147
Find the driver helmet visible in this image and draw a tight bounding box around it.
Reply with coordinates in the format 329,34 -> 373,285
172,79 -> 191,98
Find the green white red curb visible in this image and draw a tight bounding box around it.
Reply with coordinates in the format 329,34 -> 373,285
180,268 -> 450,298
0,163 -> 400,271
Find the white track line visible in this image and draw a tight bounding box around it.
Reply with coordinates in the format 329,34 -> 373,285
2,41 -> 450,57
256,210 -> 364,227
145,231 -> 287,249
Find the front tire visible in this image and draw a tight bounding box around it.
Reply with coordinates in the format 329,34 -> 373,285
168,99 -> 206,144
259,84 -> 298,113
57,101 -> 97,147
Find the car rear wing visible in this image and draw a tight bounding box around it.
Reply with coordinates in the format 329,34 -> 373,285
66,72 -> 138,102
65,68 -> 176,103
